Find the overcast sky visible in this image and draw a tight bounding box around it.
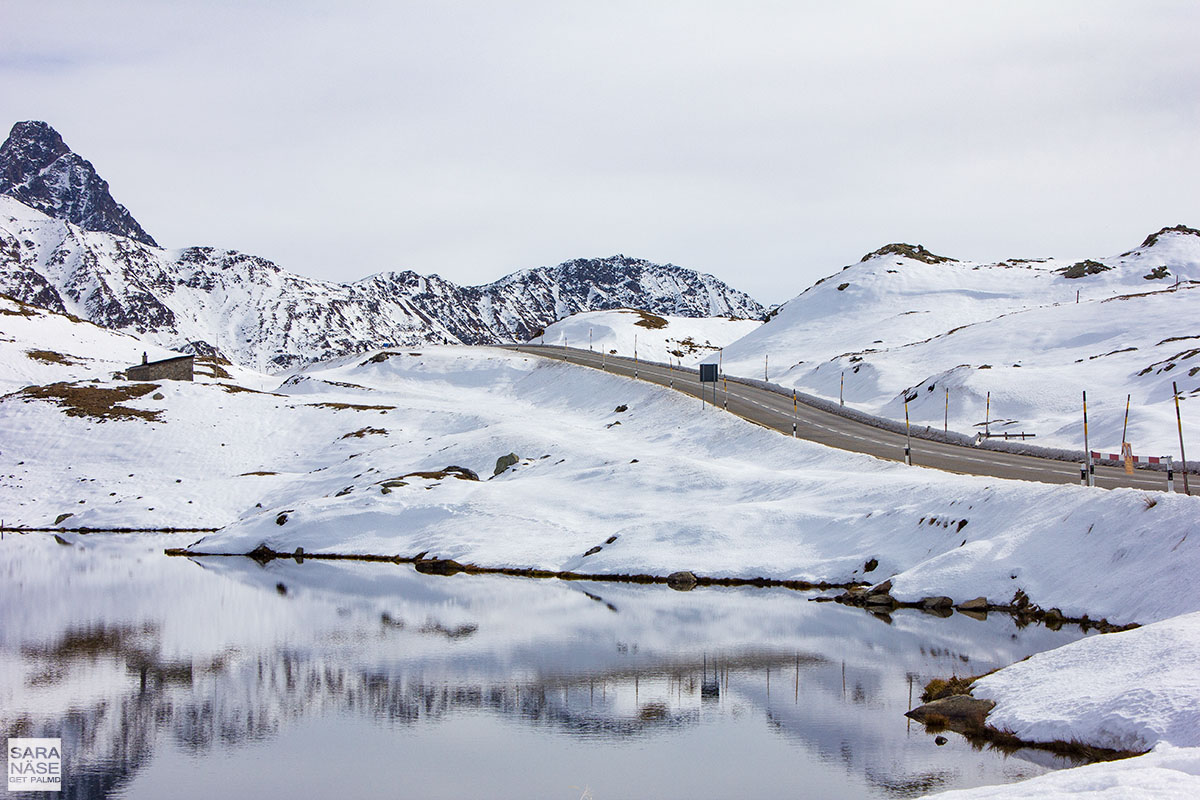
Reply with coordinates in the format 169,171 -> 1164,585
3,1 -> 1198,304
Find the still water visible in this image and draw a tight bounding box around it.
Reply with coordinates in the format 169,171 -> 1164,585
1,533 -> 1090,799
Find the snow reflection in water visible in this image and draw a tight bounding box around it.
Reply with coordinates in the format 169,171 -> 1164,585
1,532 -> 1092,799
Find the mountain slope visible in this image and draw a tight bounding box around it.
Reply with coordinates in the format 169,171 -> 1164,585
715,231 -> 1200,455
0,195 -> 763,370
0,121 -> 764,370
0,121 -> 157,246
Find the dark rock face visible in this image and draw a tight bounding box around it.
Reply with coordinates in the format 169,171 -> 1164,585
0,121 -> 157,246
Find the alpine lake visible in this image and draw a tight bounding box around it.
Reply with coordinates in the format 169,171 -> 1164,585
1,531 -> 1095,799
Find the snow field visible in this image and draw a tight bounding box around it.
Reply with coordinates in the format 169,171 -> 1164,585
535,308 -> 761,365
715,231 -> 1200,457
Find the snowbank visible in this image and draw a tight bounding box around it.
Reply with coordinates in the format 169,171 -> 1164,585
922,744 -> 1200,799
167,347 -> 1200,628
973,613 -> 1200,752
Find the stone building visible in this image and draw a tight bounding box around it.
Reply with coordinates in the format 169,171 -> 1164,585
126,352 -> 194,382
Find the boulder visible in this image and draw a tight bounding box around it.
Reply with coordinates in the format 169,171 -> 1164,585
494,453 -> 520,476
666,571 -> 698,591
921,596 -> 953,610
905,695 -> 996,726
414,558 -> 466,576
869,579 -> 893,595
956,596 -> 989,612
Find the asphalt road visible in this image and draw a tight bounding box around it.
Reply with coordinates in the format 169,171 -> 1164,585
503,344 -> 1186,493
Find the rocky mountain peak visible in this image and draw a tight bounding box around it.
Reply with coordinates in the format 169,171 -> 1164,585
1139,224 -> 1200,249
860,243 -> 955,265
0,120 -> 157,246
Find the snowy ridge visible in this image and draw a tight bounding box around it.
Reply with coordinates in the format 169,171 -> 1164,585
0,121 -> 764,371
0,197 -> 763,371
716,233 -> 1200,455
0,121 -> 156,246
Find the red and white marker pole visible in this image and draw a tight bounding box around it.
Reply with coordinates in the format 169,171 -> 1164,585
1083,391 -> 1094,487
1175,382 -> 1190,495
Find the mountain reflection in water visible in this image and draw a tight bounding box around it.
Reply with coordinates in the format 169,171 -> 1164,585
1,533 -> 1091,799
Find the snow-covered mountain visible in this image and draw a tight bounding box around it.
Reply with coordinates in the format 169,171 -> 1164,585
0,121 -> 764,371
0,121 -> 156,246
715,233 -> 1200,455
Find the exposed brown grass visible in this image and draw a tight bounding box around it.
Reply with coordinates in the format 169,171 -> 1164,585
25,349 -> 83,366
10,382 -> 162,422
217,384 -> 284,396
194,356 -> 233,379
921,675 -> 977,703
633,310 -> 668,329
342,426 -> 387,439
308,401 -> 395,412
0,296 -> 38,317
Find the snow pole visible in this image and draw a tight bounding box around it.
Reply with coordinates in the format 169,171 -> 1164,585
1167,456 -> 1175,493
1175,381 -> 1190,495
634,334 -> 638,380
602,349 -> 606,370
589,328 -> 592,351
764,355 -> 768,382
944,387 -> 949,433
904,400 -> 912,465
668,358 -> 673,388
1083,390 -> 1094,487
840,371 -> 844,406
1121,393 -> 1131,446
723,375 -> 728,411
985,391 -> 991,438
792,389 -> 797,438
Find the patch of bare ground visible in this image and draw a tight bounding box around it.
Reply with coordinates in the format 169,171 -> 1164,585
378,466 -> 480,487
361,351 -> 401,365
308,401 -> 395,412
633,310 -> 668,329
8,382 -> 163,422
342,427 -> 387,439
194,356 -> 233,379
24,349 -> 84,366
217,384 -> 284,397
238,470 -> 279,476
0,295 -> 38,317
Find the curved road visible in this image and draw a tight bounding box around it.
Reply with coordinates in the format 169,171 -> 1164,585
504,345 -> 1184,493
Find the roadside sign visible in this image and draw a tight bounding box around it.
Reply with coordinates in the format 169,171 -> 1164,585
700,363 -> 718,383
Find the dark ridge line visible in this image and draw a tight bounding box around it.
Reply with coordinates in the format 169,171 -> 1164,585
162,546 -> 849,591
6,527 -> 219,533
